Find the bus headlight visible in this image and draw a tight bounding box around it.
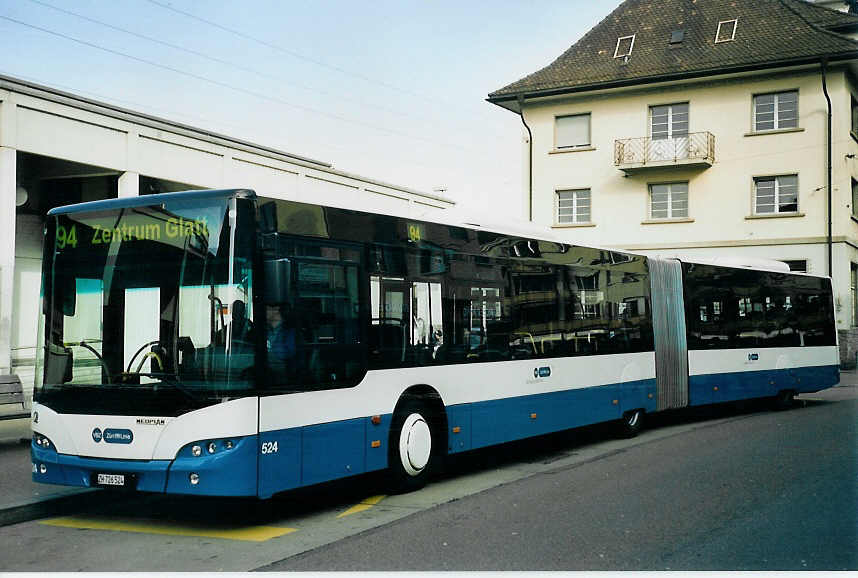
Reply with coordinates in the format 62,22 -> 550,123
189,473 -> 200,485
32,433 -> 56,451
183,438 -> 238,458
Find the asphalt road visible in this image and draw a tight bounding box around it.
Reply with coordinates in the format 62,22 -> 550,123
266,389 -> 858,571
0,385 -> 854,571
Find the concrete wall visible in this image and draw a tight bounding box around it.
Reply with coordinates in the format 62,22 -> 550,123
0,75 -> 454,399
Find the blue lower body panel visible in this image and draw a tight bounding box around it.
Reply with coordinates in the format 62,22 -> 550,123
689,364 -> 840,406
33,366 -> 838,498
448,378 -> 656,453
257,414 -> 392,499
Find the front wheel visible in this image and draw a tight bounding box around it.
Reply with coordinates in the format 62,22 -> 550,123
387,399 -> 436,493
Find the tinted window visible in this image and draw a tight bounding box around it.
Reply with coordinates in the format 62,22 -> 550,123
683,263 -> 836,350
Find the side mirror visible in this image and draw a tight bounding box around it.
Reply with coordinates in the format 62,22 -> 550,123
263,258 -> 291,304
45,343 -> 73,384
260,202 -> 277,233
45,274 -> 76,316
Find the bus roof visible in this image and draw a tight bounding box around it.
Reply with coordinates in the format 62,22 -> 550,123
46,188 -> 256,216
46,188 -> 830,281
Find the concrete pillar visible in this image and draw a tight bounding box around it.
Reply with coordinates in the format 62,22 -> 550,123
118,171 -> 139,198
0,147 -> 16,374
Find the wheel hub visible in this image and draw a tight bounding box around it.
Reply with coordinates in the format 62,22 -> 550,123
399,413 -> 432,476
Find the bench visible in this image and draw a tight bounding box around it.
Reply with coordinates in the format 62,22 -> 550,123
0,374 -> 28,420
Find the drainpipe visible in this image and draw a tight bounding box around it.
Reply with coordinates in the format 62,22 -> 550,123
821,58 -> 833,278
517,95 -> 534,222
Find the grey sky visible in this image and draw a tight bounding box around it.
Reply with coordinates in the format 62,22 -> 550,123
0,0 -> 621,217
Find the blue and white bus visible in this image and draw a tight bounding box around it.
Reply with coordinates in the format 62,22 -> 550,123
31,189 -> 839,497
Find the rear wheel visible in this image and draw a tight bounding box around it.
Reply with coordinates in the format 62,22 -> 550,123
772,389 -> 796,411
617,408 -> 644,438
387,399 -> 437,493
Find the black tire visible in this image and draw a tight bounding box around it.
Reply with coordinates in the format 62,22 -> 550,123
387,398 -> 438,493
617,408 -> 645,438
771,389 -> 796,411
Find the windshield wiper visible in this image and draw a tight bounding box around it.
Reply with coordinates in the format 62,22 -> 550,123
132,373 -> 206,405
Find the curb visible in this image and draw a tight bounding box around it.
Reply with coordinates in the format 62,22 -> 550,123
0,489 -> 104,527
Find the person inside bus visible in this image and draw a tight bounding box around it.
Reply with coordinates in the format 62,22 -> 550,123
266,304 -> 297,368
229,299 -> 253,344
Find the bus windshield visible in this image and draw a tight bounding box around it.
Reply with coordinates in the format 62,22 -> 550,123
35,196 -> 256,415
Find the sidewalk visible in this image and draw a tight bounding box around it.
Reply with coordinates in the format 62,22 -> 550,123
0,416 -> 99,526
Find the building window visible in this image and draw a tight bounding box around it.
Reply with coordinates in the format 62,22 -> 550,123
715,19 -> 737,43
781,260 -> 807,273
753,91 -> 798,131
556,189 -> 591,224
754,175 -> 798,214
650,103 -> 689,140
555,114 -> 591,149
853,178 -> 858,218
852,263 -> 858,327
649,182 -> 688,219
852,95 -> 858,136
614,35 -> 635,58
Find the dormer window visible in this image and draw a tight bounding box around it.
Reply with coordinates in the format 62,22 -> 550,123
715,19 -> 737,43
614,34 -> 635,58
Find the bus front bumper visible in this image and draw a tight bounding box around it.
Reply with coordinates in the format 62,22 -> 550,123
31,434 -> 259,497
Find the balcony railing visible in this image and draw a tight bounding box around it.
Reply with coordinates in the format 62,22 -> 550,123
614,131 -> 715,173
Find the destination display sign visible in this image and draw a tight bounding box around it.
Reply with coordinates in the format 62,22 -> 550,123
55,216 -> 210,250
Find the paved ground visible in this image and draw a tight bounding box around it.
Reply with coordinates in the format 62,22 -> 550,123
0,373 -> 854,571
264,384 -> 858,571
0,417 -> 94,516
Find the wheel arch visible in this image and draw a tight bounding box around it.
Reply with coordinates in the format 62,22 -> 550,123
393,384 -> 449,458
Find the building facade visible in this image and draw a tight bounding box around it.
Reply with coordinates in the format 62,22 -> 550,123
489,0 -> 858,364
0,74 -> 453,403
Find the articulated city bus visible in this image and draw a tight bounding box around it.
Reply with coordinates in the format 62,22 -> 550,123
31,189 -> 839,497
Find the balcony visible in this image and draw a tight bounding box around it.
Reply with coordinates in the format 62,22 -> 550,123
614,132 -> 715,174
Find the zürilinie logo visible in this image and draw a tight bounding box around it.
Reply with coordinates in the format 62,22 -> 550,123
136,418 -> 166,426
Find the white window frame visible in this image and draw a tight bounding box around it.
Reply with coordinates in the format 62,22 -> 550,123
649,182 -> 689,219
753,174 -> 799,215
849,93 -> 858,136
715,19 -> 737,43
852,262 -> 858,327
614,34 -> 636,58
852,177 -> 858,218
556,189 -> 591,225
753,90 -> 798,132
649,102 -> 689,140
555,113 -> 591,149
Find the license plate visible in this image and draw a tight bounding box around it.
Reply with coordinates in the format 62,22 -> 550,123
96,473 -> 125,486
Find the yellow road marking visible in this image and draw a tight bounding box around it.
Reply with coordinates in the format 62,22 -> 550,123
41,515 -> 297,542
336,494 -> 386,518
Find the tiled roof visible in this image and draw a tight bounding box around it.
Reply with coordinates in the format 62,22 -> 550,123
488,0 -> 858,104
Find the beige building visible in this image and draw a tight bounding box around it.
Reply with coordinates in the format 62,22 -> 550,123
489,0 -> 858,363
0,74 -> 453,401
